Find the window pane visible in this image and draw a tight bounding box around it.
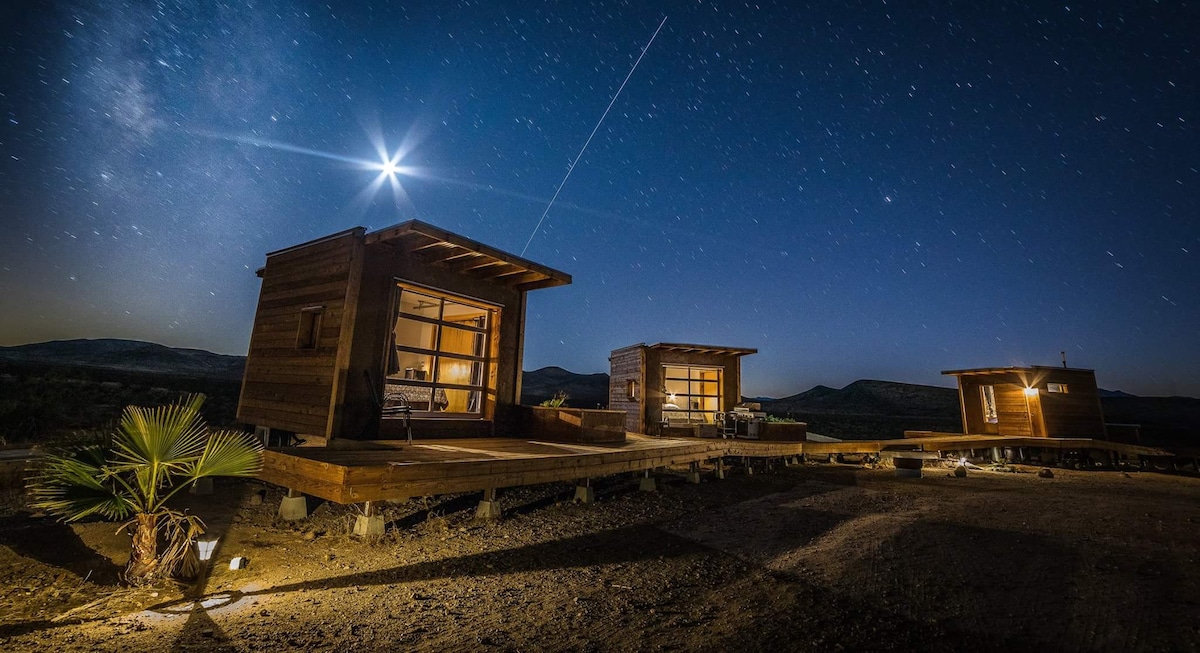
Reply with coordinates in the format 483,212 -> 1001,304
399,290 -> 442,319
393,351 -> 433,380
436,358 -> 484,386
663,366 -> 689,379
664,379 -> 689,395
981,385 -> 998,423
442,300 -> 488,328
440,389 -> 482,414
693,380 -> 719,397
691,368 -> 719,381
395,316 -> 437,350
438,325 -> 483,357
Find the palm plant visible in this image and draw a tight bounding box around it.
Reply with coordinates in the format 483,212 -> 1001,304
28,394 -> 263,583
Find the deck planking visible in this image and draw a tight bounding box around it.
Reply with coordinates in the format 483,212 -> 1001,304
260,433 -> 1172,504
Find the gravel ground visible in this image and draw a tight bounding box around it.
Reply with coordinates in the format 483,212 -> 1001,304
1,461 -> 1198,652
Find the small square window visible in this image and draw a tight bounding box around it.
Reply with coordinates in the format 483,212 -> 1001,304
626,379 -> 639,401
296,306 -> 323,350
1047,383 -> 1068,394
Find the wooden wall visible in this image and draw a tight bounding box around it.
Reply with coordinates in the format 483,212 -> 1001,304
237,229 -> 365,438
608,346 -> 645,433
994,383 -> 1035,436
1034,369 -> 1106,437
339,242 -> 525,440
953,368 -> 1106,438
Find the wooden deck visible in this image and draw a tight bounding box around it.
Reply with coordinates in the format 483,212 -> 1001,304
260,433 -> 1173,504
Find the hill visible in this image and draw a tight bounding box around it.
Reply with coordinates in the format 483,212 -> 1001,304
520,366 -> 610,409
759,379 -> 963,440
0,339 -> 244,380
761,379 -> 960,418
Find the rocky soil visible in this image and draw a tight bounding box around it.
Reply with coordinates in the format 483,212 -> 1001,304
1,461 -> 1198,652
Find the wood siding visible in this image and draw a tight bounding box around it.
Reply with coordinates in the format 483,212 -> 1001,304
237,229 -> 365,437
608,346 -> 644,433
1034,369 -> 1106,437
994,384 -> 1034,437
950,367 -> 1107,438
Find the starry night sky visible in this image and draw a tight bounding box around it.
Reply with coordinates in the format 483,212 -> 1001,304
1,1 -> 1197,397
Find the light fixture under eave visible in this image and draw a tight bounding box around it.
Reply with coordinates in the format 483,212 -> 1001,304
197,538 -> 219,562
1024,387 -> 1039,397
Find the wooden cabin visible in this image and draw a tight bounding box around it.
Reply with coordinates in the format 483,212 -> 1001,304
237,220 -> 571,443
609,343 -> 757,437
942,366 -> 1106,438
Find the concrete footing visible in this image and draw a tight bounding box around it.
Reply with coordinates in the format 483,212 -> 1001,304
353,514 -> 385,537
476,488 -> 502,519
475,501 -> 502,519
715,458 -> 726,480
278,495 -> 307,521
190,477 -> 214,495
638,473 -> 657,492
573,485 -> 596,503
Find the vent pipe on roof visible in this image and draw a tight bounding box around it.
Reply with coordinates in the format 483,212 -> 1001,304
1061,351 -> 1067,368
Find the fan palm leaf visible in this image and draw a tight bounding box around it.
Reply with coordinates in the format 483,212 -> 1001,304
28,445 -> 134,521
190,429 -> 264,480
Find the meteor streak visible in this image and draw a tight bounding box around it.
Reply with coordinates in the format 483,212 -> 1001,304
520,15 -> 668,256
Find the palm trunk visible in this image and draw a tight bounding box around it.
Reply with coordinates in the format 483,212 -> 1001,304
126,512 -> 159,582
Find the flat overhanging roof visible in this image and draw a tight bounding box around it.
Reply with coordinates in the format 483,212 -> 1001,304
942,365 -> 1095,376
647,342 -> 758,356
365,220 -> 572,291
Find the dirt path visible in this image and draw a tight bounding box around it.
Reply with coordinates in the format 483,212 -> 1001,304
2,463 -> 1198,651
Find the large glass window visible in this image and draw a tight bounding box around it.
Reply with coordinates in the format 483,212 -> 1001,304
388,284 -> 495,415
661,365 -> 723,426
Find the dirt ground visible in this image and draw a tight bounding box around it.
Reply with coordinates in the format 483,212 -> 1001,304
1,461 -> 1198,652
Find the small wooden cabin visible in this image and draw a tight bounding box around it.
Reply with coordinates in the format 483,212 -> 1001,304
237,220 -> 571,442
942,366 -> 1106,438
609,342 -> 757,437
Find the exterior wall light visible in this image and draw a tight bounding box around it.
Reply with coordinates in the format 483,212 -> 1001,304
1023,387 -> 1039,397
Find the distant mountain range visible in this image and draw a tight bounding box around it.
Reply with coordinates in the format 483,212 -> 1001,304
3,339 -> 1195,446
0,339 -> 245,380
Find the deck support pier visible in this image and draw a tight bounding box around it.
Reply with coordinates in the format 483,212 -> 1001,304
573,479 -> 595,504
476,488 -> 502,519
353,501 -> 385,537
279,488 -> 308,521
715,458 -> 726,480
686,462 -> 701,484
639,469 -> 658,492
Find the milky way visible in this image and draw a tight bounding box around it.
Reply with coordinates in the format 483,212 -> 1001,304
1,1 -> 1197,396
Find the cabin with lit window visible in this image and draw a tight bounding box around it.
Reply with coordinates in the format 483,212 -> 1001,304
609,343 -> 757,437
236,220 -> 571,443
942,366 -> 1107,438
